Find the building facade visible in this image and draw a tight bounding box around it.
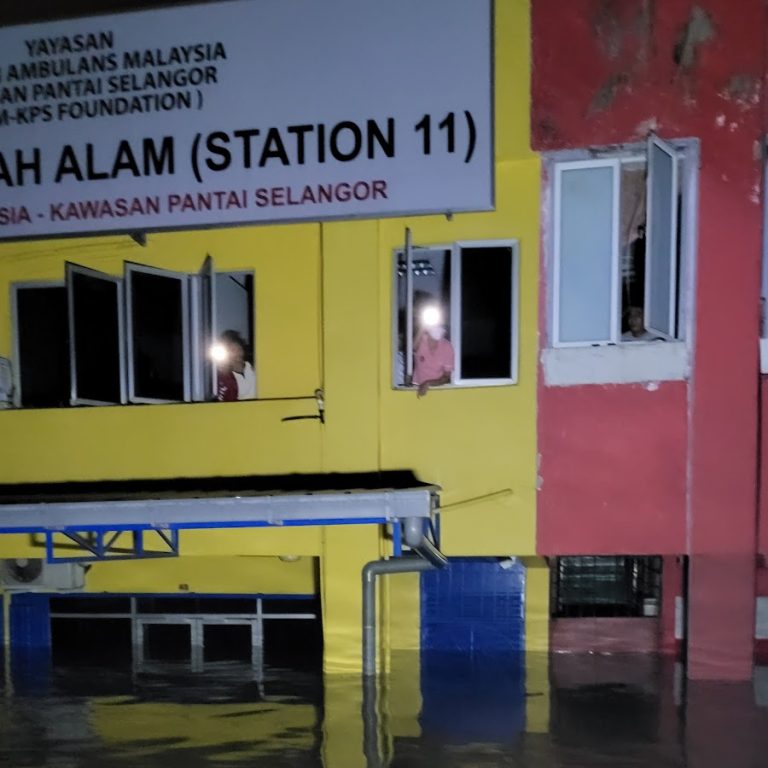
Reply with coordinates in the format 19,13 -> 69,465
2,0 -> 767,688
0,1 -> 546,680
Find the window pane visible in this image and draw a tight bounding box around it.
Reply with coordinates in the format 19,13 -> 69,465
460,246 -> 513,379
619,164 -> 646,319
413,249 -> 451,338
69,266 -> 122,404
646,138 -> 678,337
129,268 -> 185,401
15,285 -> 70,408
394,248 -> 451,387
557,165 -> 615,344
412,249 -> 451,387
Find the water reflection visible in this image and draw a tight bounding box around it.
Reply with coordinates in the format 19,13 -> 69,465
1,650 -> 767,767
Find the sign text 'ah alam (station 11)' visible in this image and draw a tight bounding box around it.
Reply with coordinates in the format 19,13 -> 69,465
0,0 -> 493,239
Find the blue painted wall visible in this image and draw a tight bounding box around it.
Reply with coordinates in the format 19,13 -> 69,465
420,557 -> 525,653
419,558 -> 527,744
10,593 -> 51,649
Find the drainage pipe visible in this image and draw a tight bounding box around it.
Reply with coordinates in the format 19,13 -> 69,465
362,517 -> 448,677
402,516 -> 448,567
362,556 -> 435,676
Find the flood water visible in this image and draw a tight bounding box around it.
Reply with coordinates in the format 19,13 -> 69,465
1,650 -> 767,767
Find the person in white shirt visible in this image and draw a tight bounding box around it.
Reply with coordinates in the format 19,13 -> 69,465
217,330 -> 256,400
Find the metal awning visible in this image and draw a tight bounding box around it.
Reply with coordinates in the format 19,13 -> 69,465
0,471 -> 438,535
0,471 -> 439,564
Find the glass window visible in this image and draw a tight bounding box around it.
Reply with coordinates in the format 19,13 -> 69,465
394,238 -> 518,389
11,258 -> 256,409
214,271 -> 256,401
13,284 -> 70,408
126,263 -> 188,403
459,246 -> 514,380
67,263 -> 124,405
554,162 -> 617,345
551,136 -> 686,347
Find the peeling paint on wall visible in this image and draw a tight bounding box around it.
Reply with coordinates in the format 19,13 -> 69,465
634,116 -> 660,137
720,73 -> 762,110
672,5 -> 715,101
587,0 -> 658,118
535,116 -> 562,145
590,72 -> 631,113
636,0 -> 655,68
673,6 -> 715,72
594,0 -> 624,59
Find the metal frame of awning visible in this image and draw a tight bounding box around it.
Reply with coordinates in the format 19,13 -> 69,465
0,487 -> 438,564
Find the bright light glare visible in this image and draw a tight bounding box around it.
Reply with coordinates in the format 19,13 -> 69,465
210,343 -> 228,363
421,305 -> 442,327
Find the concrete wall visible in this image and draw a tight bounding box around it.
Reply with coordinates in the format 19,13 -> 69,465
532,0 -> 764,679
0,2 -> 543,671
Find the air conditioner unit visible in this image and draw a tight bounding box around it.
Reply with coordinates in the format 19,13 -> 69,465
0,559 -> 85,591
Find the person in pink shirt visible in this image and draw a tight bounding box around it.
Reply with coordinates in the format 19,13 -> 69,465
412,306 -> 454,397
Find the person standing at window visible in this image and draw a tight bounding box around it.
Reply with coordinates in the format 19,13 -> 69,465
215,330 -> 256,401
412,305 -> 454,397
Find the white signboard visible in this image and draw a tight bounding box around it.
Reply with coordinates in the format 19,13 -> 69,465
0,0 -> 493,239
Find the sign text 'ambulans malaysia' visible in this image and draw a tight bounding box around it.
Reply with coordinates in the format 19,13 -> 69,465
0,0 -> 493,238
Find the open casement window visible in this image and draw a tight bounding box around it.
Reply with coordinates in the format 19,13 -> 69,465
552,136 -> 682,347
645,135 -> 680,339
190,255 -> 217,402
393,233 -> 518,387
125,262 -> 190,404
66,263 -> 125,406
12,283 -> 70,408
394,231 -> 452,387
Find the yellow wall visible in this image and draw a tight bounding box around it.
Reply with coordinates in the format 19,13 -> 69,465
0,1 -> 538,670
85,554 -> 317,595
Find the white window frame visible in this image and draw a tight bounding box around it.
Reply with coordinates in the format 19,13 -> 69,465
645,134 -> 680,340
10,261 -> 258,408
190,254 -> 217,403
551,143 -> 685,350
543,139 -> 698,386
392,237 -> 519,389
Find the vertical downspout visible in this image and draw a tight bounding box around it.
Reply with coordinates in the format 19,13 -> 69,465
362,557 -> 436,677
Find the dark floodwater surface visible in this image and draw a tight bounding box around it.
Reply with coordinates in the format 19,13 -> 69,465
1,652 -> 767,767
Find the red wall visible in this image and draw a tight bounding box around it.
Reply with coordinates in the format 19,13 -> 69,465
551,617 -> 659,654
760,380 -> 768,556
533,0 -> 763,553
538,382 -> 687,555
532,0 -> 764,678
